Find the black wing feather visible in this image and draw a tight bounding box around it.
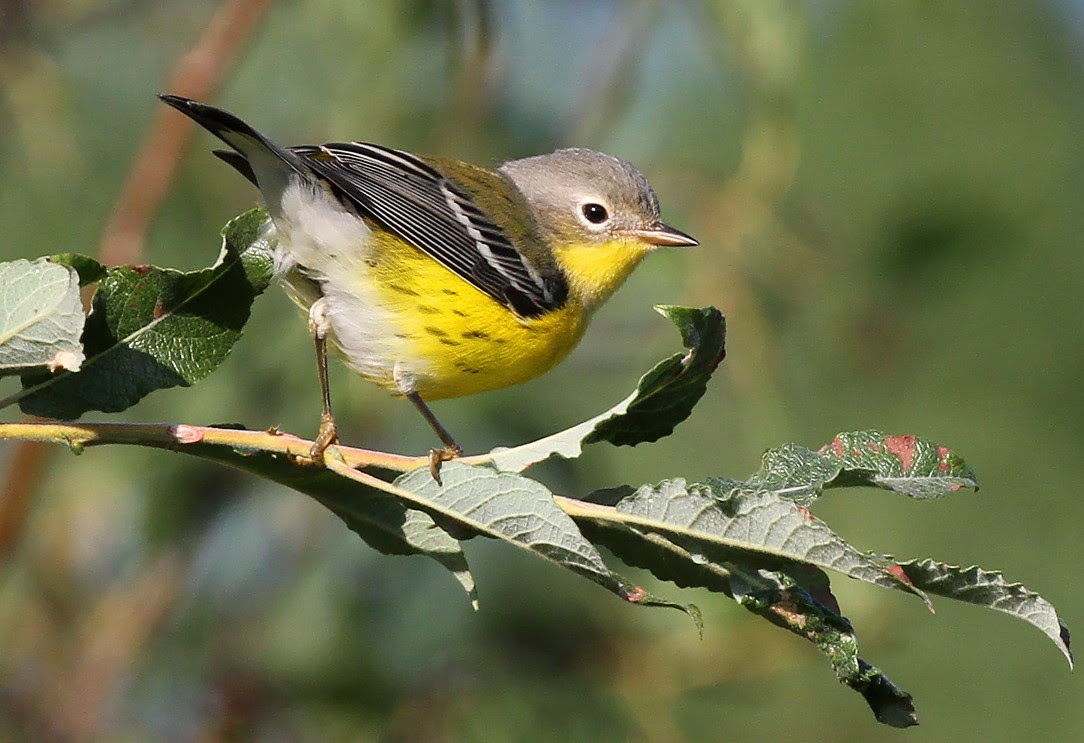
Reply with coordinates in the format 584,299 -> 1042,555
291,142 -> 563,317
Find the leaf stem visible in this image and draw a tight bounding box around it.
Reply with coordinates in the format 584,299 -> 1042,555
0,384 -> 43,413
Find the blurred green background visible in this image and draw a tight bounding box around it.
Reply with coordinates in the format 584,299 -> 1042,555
0,0 -> 1081,740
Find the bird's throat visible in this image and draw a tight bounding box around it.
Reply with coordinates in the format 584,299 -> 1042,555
552,240 -> 652,310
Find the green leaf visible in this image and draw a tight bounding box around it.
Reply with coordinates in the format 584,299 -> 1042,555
820,430 -> 978,499
394,463 -> 701,627
179,439 -> 478,608
48,253 -> 107,286
746,443 -> 845,506
898,558 -> 1072,668
735,431 -> 979,507
576,478 -> 932,607
16,209 -> 275,418
584,306 -> 725,446
0,258 -> 85,376
571,500 -> 737,595
729,569 -> 917,728
486,305 -> 725,472
310,480 -> 479,609
571,500 -> 917,726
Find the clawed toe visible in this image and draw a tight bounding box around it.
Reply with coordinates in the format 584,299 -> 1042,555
427,444 -> 463,485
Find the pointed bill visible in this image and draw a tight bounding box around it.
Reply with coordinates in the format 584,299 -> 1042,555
621,221 -> 698,247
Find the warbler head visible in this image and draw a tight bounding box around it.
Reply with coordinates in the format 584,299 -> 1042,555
499,148 -> 697,307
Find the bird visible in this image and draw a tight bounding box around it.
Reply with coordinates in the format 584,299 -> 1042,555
160,94 -> 697,481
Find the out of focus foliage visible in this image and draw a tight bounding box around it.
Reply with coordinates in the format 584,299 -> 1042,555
0,1 -> 1081,741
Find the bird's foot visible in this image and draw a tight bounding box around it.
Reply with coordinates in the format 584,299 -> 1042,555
294,413 -> 339,466
428,444 -> 463,485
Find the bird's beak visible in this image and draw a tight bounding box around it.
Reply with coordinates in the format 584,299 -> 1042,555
621,221 -> 699,247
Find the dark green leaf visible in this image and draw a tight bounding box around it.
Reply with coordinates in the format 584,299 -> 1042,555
729,569 -> 917,728
732,432 -> 979,507
584,306 -> 725,446
486,305 -> 725,472
746,443 -> 844,506
48,253 -> 107,286
18,209 -> 275,418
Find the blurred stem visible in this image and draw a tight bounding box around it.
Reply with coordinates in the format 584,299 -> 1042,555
0,437 -> 48,566
444,0 -> 498,146
0,0 -> 273,582
48,550 -> 185,742
694,0 -> 805,442
98,0 -> 272,266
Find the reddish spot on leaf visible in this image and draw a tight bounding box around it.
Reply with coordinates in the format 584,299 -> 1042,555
828,437 -> 845,457
623,585 -> 648,603
770,598 -> 808,630
797,505 -> 814,523
130,264 -> 153,276
883,435 -> 917,471
937,445 -> 952,472
866,440 -> 882,453
153,300 -> 166,319
885,563 -> 914,586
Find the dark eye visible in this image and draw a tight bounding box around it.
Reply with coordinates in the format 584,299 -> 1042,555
581,203 -> 609,224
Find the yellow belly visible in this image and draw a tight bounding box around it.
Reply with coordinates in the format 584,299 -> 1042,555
288,233 -> 588,400
280,226 -> 650,401
377,246 -> 589,400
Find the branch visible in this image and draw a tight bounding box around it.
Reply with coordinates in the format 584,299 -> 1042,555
0,420 -> 426,472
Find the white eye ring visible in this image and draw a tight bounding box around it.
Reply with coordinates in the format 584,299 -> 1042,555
579,201 -> 610,227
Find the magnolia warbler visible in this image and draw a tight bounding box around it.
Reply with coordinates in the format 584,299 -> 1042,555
160,95 -> 697,480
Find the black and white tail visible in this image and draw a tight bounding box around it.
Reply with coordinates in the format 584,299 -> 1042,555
159,94 -> 300,201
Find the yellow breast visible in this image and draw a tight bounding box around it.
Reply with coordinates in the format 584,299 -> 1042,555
378,246 -> 589,400
293,231 -> 650,401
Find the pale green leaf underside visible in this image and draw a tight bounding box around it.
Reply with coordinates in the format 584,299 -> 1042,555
899,558 -> 1072,667
584,477 -> 931,607
0,259 -> 85,375
395,463 -> 700,625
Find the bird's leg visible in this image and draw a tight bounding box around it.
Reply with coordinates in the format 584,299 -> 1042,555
307,298 -> 338,461
405,391 -> 462,484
